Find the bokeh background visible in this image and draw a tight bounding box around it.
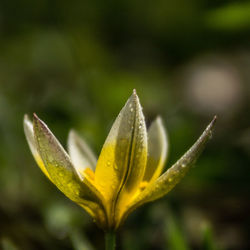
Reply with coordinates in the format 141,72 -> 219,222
0,0 -> 250,249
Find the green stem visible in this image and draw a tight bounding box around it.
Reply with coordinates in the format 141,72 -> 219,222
105,231 -> 116,250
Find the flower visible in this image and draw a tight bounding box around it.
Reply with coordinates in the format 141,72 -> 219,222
24,90 -> 216,230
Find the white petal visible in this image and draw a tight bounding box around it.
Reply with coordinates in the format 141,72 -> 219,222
23,114 -> 51,179
68,130 -> 97,173
143,116 -> 168,183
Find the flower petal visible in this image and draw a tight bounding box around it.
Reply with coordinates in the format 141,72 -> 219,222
119,116 -> 217,228
23,115 -> 51,180
94,90 -> 147,222
33,114 -> 107,227
143,116 -> 168,183
68,130 -> 97,175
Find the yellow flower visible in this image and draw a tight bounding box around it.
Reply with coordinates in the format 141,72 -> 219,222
24,90 -> 216,230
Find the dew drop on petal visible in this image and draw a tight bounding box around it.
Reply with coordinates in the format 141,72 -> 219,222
139,181 -> 148,191
48,154 -> 53,162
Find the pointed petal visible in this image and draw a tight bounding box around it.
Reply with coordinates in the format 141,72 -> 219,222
119,116 -> 217,228
94,91 -> 147,212
68,130 -> 97,175
23,114 -> 51,180
33,114 -> 107,226
143,116 -> 168,183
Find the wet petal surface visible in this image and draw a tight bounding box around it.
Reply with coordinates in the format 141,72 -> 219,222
94,91 -> 147,225
119,116 -> 216,228
33,114 -> 107,227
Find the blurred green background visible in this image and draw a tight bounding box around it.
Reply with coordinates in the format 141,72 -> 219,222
0,0 -> 250,249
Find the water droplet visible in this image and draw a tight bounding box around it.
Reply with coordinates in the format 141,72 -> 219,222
168,178 -> 172,182
107,161 -> 111,166
140,181 -> 148,191
181,163 -> 186,168
48,155 -> 53,162
129,103 -> 132,108
130,108 -> 134,112
139,125 -> 142,129
114,165 -> 119,170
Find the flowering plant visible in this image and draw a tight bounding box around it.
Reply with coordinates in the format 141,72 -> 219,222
24,90 -> 216,249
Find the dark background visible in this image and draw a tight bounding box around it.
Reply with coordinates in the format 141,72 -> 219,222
0,0 -> 249,249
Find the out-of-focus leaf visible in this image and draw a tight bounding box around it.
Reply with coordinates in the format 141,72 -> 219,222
201,223 -> 221,250
70,230 -> 94,250
205,2 -> 250,31
165,211 -> 190,250
1,238 -> 19,250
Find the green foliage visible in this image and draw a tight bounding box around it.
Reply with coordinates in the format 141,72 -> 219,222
1,238 -> 19,250
201,224 -> 219,250
205,2 -> 250,31
165,212 -> 190,250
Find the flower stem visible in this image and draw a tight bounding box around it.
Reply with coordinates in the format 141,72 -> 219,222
105,231 -> 116,250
